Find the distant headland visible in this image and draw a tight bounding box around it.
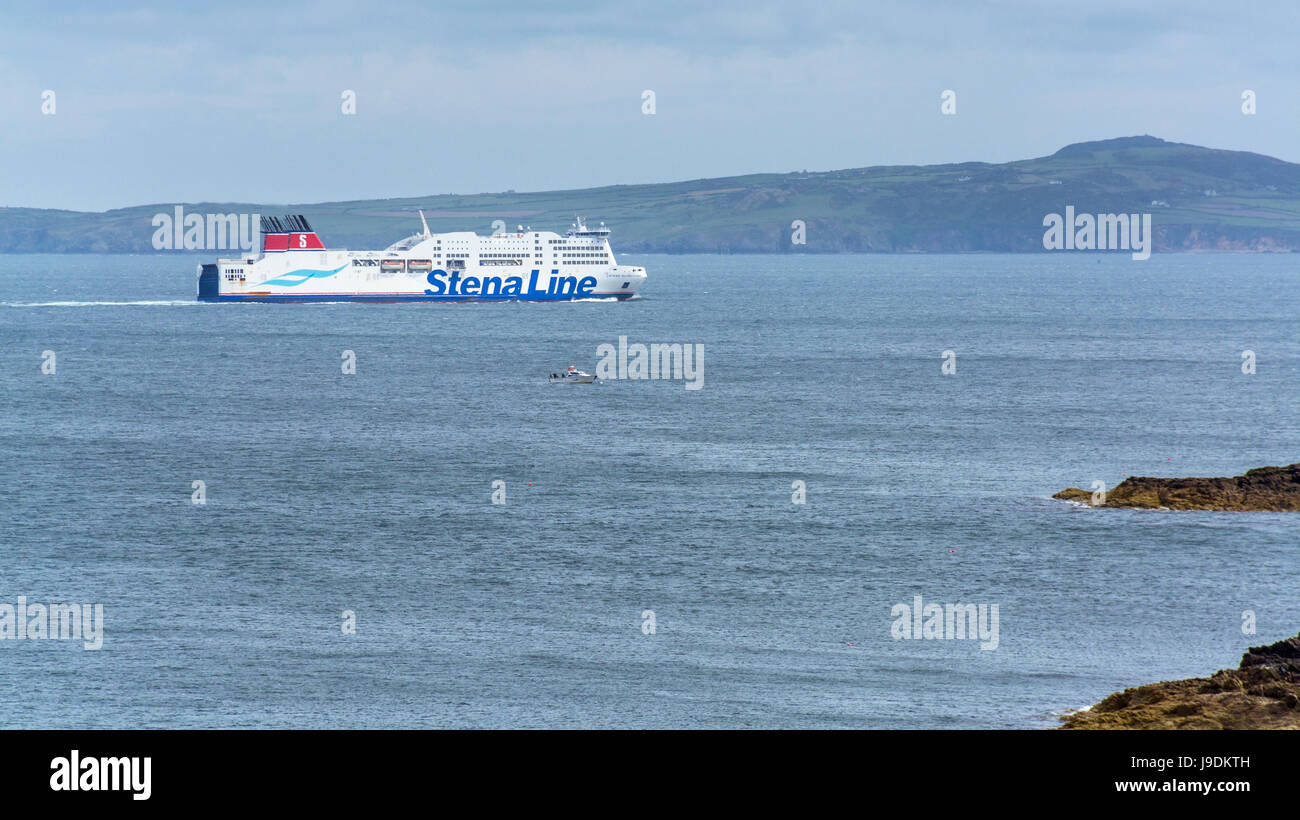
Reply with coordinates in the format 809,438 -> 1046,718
5,135 -> 1300,254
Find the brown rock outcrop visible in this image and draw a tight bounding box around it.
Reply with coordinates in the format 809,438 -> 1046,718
1053,464 -> 1300,511
1060,632 -> 1300,729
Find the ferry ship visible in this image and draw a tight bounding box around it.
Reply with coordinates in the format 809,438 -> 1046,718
197,213 -> 647,302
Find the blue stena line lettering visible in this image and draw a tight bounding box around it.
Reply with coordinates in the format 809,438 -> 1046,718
424,269 -> 598,298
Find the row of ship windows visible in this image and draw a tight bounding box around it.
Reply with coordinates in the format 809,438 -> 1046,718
352,258 -> 610,267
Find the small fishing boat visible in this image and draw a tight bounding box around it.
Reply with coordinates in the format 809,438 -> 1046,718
549,365 -> 595,384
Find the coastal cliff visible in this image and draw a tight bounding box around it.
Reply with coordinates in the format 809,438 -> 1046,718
1053,463 -> 1300,511
1060,632 -> 1300,729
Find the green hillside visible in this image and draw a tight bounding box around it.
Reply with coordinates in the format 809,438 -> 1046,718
5,135 -> 1300,253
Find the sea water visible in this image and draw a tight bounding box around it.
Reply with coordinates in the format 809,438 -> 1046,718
1,252 -> 1297,728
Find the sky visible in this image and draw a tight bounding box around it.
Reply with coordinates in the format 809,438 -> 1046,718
2,0 -> 1298,211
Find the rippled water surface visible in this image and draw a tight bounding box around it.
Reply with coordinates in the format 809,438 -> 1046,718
1,252 -> 1297,728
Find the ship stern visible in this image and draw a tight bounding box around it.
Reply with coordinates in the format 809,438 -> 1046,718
197,263 -> 221,301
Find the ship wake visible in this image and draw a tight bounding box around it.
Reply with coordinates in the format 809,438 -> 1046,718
2,300 -> 203,307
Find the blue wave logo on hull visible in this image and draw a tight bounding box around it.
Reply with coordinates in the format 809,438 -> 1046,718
425,269 -> 597,298
254,264 -> 348,287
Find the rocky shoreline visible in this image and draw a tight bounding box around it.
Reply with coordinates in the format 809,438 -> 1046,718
1060,632 -> 1300,729
1054,463 -> 1300,511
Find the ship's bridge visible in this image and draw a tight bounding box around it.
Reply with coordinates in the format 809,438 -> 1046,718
566,216 -> 610,238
